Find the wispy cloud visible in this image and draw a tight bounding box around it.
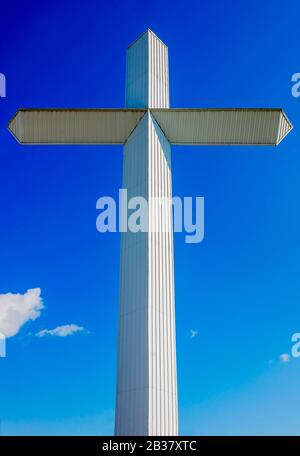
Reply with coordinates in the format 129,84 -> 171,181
190,329 -> 198,339
279,353 -> 291,363
36,324 -> 86,338
0,288 -> 43,338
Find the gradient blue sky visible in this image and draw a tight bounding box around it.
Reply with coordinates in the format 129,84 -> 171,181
0,0 -> 300,436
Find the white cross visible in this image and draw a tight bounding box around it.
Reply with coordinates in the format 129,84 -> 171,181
8,29 -> 292,436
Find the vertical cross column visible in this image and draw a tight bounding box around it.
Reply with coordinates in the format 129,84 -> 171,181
115,30 -> 178,436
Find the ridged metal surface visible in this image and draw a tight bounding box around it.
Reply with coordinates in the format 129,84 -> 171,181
115,112 -> 178,436
115,113 -> 149,436
125,30 -> 169,109
8,109 -> 146,144
148,113 -> 177,435
151,108 -> 293,145
125,31 -> 149,108
148,31 -> 169,109
276,110 -> 293,145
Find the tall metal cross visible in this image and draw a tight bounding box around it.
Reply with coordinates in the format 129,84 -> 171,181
8,29 -> 292,436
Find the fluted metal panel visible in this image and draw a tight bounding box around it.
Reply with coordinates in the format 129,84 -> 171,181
148,113 -> 177,435
115,112 -> 149,436
148,31 -> 169,108
115,112 -> 178,436
276,110 -> 293,145
125,32 -> 149,108
125,30 -> 169,109
8,109 -> 146,144
151,108 -> 293,146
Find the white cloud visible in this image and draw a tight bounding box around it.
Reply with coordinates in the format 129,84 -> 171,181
0,288 -> 43,338
190,329 -> 198,339
36,324 -> 85,338
279,353 -> 291,363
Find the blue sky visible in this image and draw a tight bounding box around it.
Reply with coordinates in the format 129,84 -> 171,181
0,0 -> 300,436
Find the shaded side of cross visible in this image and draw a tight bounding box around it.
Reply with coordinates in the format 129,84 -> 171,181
8,29 -> 292,436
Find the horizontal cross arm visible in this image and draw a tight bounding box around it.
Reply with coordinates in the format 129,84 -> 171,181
8,108 -> 293,147
151,108 -> 293,146
8,109 -> 146,144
